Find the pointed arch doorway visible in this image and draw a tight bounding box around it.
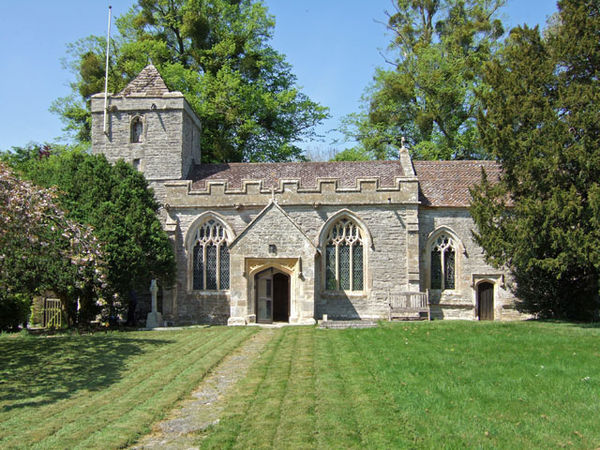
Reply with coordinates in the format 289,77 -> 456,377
255,268 -> 290,324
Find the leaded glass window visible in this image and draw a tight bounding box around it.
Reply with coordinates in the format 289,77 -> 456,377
325,218 -> 365,291
430,233 -> 457,290
192,219 -> 230,290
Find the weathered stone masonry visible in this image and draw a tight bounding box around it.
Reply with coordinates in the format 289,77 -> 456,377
91,65 -> 525,325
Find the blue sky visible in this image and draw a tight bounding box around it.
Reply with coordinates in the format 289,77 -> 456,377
0,0 -> 558,154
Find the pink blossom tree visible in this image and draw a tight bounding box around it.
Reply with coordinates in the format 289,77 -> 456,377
0,163 -> 105,328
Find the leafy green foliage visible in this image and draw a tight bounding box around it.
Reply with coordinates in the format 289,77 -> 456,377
0,162 -> 105,329
331,147 -> 375,162
25,150 -> 175,311
470,0 -> 600,320
53,0 -> 328,162
2,145 -> 176,321
342,0 -> 504,160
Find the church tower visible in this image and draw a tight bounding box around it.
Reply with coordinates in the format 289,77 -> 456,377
90,64 -> 201,183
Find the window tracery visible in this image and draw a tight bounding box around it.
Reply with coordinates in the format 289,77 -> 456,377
430,233 -> 456,290
325,218 -> 364,291
192,219 -> 230,290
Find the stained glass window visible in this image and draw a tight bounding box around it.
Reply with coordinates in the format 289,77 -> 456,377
191,219 -> 230,290
325,218 -> 364,291
430,232 -> 457,290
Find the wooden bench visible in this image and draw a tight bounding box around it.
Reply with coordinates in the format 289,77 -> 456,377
388,291 -> 430,321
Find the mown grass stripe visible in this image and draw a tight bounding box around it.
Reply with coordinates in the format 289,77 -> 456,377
272,327 -> 316,449
327,329 -> 411,448
347,326 -> 423,447
0,329 -> 224,447
32,328 -> 249,449
313,329 -> 362,448
74,328 -> 256,449
231,327 -> 297,449
197,329 -> 286,449
0,329 -> 207,429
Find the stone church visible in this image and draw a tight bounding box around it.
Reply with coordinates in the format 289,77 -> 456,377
91,64 -> 523,326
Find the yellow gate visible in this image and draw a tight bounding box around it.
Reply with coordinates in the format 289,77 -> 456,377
43,299 -> 62,328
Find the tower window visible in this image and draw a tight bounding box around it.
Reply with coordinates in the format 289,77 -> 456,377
131,117 -> 143,143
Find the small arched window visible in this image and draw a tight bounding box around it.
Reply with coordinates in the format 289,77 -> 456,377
192,219 -> 230,290
131,116 -> 143,143
430,233 -> 456,290
325,218 -> 364,291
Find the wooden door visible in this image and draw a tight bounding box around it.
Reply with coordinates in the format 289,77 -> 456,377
477,282 -> 494,321
256,273 -> 273,324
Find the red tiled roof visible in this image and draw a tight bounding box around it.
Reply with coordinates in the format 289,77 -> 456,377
413,160 -> 501,207
119,64 -> 170,96
189,160 -> 408,190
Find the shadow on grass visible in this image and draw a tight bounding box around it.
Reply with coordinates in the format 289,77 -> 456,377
0,334 -> 173,412
525,318 -> 600,329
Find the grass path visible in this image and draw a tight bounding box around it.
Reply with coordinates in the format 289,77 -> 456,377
0,327 -> 256,449
132,328 -> 278,449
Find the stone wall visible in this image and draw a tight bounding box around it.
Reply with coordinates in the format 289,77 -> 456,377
90,93 -> 201,182
166,187 -> 419,323
418,207 -> 521,320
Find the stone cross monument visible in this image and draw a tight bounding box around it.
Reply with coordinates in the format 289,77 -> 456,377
145,279 -> 164,328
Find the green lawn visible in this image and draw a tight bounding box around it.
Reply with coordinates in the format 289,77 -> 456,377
1,322 -> 600,449
197,321 -> 600,449
0,326 -> 257,449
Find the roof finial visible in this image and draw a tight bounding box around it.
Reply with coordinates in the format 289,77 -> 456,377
399,136 -> 408,156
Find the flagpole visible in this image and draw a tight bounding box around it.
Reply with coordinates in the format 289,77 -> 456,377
103,5 -> 112,135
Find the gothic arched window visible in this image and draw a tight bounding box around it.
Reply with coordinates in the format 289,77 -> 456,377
192,219 -> 230,290
325,218 -> 364,291
430,233 -> 456,290
131,116 -> 143,143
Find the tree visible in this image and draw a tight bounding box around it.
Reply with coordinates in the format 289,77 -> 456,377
342,0 -> 504,160
53,0 -> 328,163
470,0 -> 600,320
2,145 -> 176,322
16,149 -> 176,320
0,162 -> 105,329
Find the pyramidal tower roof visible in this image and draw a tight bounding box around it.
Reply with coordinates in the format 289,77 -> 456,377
119,64 -> 170,96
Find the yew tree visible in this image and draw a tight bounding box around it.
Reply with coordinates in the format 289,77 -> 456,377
53,0 -> 328,163
470,0 -> 600,320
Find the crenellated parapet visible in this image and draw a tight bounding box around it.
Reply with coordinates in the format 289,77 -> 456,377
164,175 -> 420,208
